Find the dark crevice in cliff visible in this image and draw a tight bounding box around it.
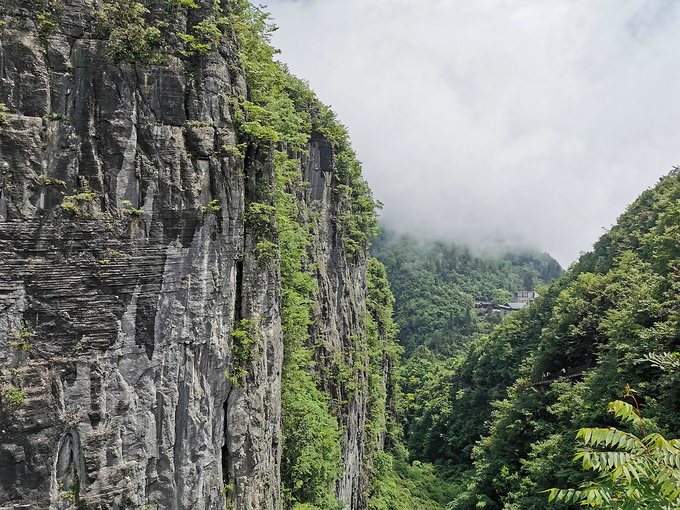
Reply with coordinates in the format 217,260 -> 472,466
221,393 -> 232,505
235,259 -> 243,322
135,287 -> 159,360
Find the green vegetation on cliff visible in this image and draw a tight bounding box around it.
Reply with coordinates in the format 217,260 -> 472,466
232,2 -> 393,508
278,161 -> 343,508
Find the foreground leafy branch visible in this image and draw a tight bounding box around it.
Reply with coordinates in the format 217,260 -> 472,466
643,352 -> 680,374
544,394 -> 680,508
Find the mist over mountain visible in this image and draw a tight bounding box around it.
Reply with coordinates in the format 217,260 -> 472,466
266,0 -> 680,268
371,229 -> 563,357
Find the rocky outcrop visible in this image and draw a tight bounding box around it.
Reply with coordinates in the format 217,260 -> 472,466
0,1 -> 379,508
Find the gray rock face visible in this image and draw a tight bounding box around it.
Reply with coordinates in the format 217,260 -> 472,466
302,140 -> 370,509
0,1 -> 374,509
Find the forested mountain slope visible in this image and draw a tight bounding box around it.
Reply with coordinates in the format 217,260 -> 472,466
368,231 -> 563,505
390,169 -> 680,509
372,231 -> 562,356
448,169 -> 680,509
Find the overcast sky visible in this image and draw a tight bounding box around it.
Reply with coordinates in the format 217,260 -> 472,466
264,0 -> 680,268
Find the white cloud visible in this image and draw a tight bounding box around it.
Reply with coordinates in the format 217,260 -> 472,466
265,0 -> 680,267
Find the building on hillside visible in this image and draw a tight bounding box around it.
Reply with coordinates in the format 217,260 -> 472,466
475,291 -> 539,318
496,302 -> 527,317
511,290 -> 540,304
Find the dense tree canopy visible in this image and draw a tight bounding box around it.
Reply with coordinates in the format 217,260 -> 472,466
372,231 -> 562,357
370,170 -> 680,509
448,169 -> 680,509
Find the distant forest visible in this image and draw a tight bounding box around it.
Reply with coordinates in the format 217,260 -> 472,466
372,231 -> 562,356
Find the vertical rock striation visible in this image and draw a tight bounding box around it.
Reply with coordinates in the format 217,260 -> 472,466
0,1 -> 278,507
302,139 -> 369,508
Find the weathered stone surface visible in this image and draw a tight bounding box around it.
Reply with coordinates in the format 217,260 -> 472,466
0,1 -> 284,508
0,1 -> 374,509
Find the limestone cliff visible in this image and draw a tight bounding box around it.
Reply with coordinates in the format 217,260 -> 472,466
0,1 -> 389,508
